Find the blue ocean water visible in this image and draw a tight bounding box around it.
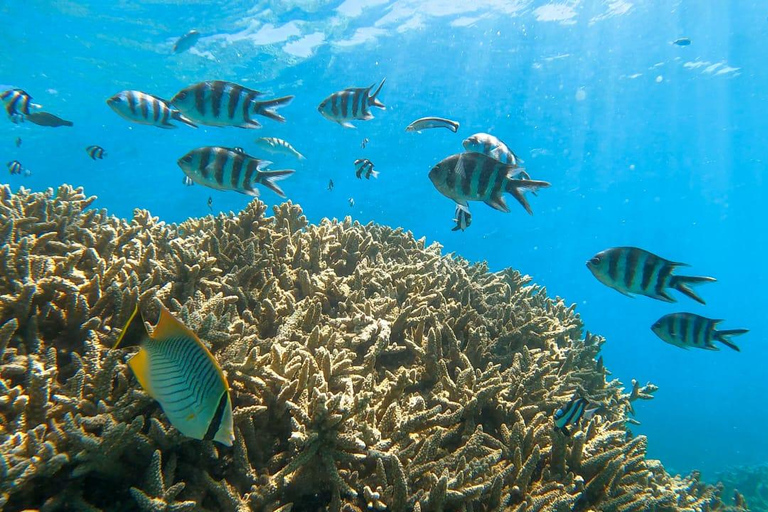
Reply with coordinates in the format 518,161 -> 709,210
2,0 -> 766,480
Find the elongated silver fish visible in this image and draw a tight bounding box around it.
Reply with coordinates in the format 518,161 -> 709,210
114,305 -> 234,446
177,146 -> 294,197
1,88 -> 40,122
587,247 -> 715,304
452,205 -> 471,231
429,152 -> 550,214
7,160 -> 22,175
406,117 -> 459,133
171,81 -> 293,129
463,132 -> 524,167
318,79 -> 386,128
173,29 -> 200,54
86,145 -> 106,160
554,396 -> 599,436
254,137 -> 305,161
354,158 -> 377,179
107,91 -> 197,129
652,313 -> 747,352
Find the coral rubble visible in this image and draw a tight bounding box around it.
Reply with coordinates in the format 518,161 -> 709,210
0,184 -> 749,511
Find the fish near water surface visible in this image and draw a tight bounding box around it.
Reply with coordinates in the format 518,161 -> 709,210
114,305 -> 234,446
171,81 -> 293,129
318,79 -> 386,128
651,313 -> 747,351
107,91 -> 197,129
177,146 -> 294,197
253,137 -> 305,161
406,117 -> 460,133
586,247 -> 716,304
173,29 -> 201,53
428,152 -> 550,214
554,396 -> 599,436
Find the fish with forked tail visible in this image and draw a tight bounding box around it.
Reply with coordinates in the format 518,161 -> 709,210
318,79 -> 386,128
108,91 -> 197,129
354,158 -> 377,179
586,247 -> 716,304
452,205 -> 471,231
652,313 -> 747,351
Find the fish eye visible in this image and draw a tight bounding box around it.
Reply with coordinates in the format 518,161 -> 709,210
590,256 -> 601,265
182,155 -> 192,163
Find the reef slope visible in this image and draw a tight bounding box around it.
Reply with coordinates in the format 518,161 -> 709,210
0,185 -> 748,511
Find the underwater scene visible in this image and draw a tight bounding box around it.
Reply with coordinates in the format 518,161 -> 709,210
2,0 -> 767,510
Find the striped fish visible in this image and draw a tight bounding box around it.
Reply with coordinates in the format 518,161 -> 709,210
7,160 -> 22,175
171,81 -> 293,129
86,145 -> 106,160
1,88 -> 40,121
452,205 -> 471,232
406,117 -> 459,133
652,313 -> 747,352
354,158 -> 377,179
177,146 -> 294,197
586,247 -> 716,304
554,396 -> 599,436
114,305 -> 234,446
253,137 -> 305,161
107,91 -> 197,129
428,152 -> 550,215
463,132 -> 524,167
317,79 -> 386,128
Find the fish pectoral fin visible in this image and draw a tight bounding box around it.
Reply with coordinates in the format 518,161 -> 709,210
484,195 -> 510,213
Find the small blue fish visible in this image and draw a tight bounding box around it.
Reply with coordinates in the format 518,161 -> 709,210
672,37 -> 691,46
554,396 -> 599,436
173,30 -> 201,54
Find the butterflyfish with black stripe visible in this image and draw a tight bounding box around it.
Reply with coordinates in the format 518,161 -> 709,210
318,78 -> 386,128
171,81 -> 294,129
553,395 -> 599,436
428,152 -> 550,215
452,204 -> 471,232
354,158 -> 377,179
1,88 -> 40,122
652,313 -> 747,352
177,146 -> 294,197
86,145 -> 106,160
107,91 -> 197,129
113,305 -> 234,446
586,247 -> 716,304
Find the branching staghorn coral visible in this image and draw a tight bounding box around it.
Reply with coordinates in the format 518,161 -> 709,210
0,184 -> 749,511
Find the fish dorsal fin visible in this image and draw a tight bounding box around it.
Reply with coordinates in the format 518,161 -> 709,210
152,306 -> 200,343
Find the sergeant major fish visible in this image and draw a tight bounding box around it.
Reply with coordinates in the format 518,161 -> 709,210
463,132 -> 525,168
354,158 -> 378,179
114,305 -> 234,446
554,395 -> 599,436
1,88 -> 40,122
7,160 -> 22,175
586,247 -> 716,304
318,79 -> 386,128
406,117 -> 460,133
171,81 -> 294,129
107,91 -> 197,129
254,137 -> 305,161
173,29 -> 201,54
452,205 -> 471,231
429,152 -> 550,215
177,146 -> 294,197
86,145 -> 106,160
651,313 -> 747,352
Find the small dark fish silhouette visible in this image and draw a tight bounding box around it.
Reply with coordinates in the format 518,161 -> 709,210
26,111 -> 73,127
86,145 -> 106,160
361,138 -> 369,149
173,30 -> 201,54
207,196 -> 213,211
672,37 -> 691,46
328,179 -> 334,191
15,137 -> 21,147
182,176 -> 193,186
348,197 -> 355,207
7,160 -> 22,175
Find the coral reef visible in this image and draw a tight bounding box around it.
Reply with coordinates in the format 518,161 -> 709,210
0,184 -> 750,511
718,465 -> 768,512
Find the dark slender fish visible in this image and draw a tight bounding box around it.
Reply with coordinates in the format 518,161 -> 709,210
177,146 -> 294,197
672,37 -> 691,46
328,179 -> 334,191
173,29 -> 201,54
406,117 -> 459,133
207,196 -> 213,211
86,145 -> 106,160
15,137 -> 21,147
318,79 -> 386,128
26,111 -> 73,127
171,81 -> 293,129
554,396 -> 599,436
428,152 -> 550,214
354,158 -> 377,179
452,205 -> 471,231
652,313 -> 747,351
107,91 -> 196,129
586,247 -> 716,304
348,197 -> 355,207
361,138 -> 369,149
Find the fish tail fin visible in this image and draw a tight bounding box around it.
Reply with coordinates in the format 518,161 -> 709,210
714,328 -> 748,351
369,78 -> 386,109
670,275 -> 716,304
504,176 -> 551,215
257,169 -> 295,198
114,305 -> 149,349
370,170 -> 379,179
253,95 -> 294,122
172,111 -> 197,128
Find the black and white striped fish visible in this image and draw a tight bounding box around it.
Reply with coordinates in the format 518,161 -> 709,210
318,79 -> 386,128
354,158 -> 378,179
1,88 -> 40,122
7,160 -> 22,175
173,29 -> 201,54
554,396 -> 599,436
177,146 -> 294,197
652,313 -> 747,352
463,132 -> 525,167
114,305 -> 234,446
254,137 -> 305,161
452,205 -> 471,231
171,81 -> 293,129
586,247 -> 716,304
428,152 -> 550,215
406,117 -> 459,133
86,145 -> 106,160
107,91 -> 197,129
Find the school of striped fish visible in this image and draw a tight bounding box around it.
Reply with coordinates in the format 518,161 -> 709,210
1,27 -> 748,446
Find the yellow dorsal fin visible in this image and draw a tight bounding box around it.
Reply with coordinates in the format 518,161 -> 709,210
152,306 -> 200,343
